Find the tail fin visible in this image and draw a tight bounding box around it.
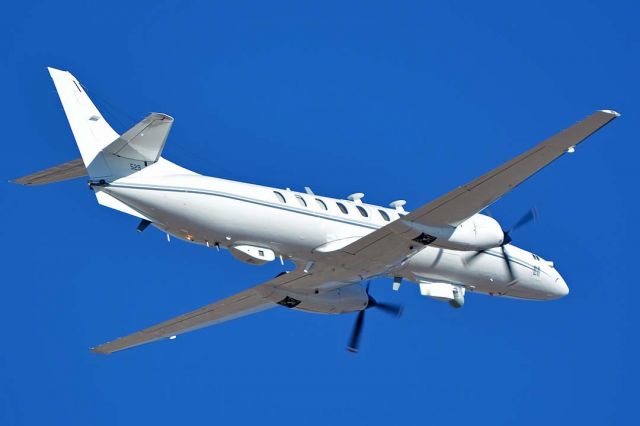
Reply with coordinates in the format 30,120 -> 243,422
14,68 -> 182,221
47,68 -> 173,181
47,67 -> 119,168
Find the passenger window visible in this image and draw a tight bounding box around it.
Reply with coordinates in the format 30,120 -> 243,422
378,209 -> 390,221
274,191 -> 286,203
336,202 -> 349,214
356,205 -> 368,218
295,195 -> 307,207
315,198 -> 328,210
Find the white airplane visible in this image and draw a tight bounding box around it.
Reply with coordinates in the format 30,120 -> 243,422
13,68 -> 619,354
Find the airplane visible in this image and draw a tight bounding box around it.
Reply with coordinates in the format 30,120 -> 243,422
12,68 -> 619,354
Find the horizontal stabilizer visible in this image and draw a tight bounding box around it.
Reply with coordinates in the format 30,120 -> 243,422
103,113 -> 173,162
11,158 -> 87,185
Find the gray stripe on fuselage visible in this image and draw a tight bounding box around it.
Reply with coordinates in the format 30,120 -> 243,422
107,182 -> 382,230
107,182 -> 540,273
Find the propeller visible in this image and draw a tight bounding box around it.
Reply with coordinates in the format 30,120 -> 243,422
347,281 -> 403,353
501,207 -> 538,245
499,244 -> 515,283
466,207 -> 539,282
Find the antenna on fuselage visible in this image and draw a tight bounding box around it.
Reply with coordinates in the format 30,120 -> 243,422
389,200 -> 406,213
347,193 -> 365,204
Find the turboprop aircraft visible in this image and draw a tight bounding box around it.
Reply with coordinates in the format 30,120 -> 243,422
13,68 -> 619,354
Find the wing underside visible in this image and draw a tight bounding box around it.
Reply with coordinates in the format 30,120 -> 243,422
92,287 -> 276,354
409,110 -> 620,227
11,158 -> 87,185
92,110 -> 618,354
92,268 -> 337,354
325,110 -> 619,272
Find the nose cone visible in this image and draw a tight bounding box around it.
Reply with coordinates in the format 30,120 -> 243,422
552,276 -> 570,299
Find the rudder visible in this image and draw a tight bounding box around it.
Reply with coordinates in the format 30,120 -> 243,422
47,67 -> 119,169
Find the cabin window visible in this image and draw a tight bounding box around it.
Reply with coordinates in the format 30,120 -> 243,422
274,191 -> 286,203
378,209 -> 390,221
315,198 -> 328,210
336,202 -> 349,214
356,205 -> 368,218
295,195 -> 307,207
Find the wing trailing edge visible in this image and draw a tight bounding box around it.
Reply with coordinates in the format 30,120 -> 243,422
11,158 -> 87,186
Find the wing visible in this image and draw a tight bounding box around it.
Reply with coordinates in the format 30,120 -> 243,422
92,268 -> 335,354
406,109 -> 619,227
323,110 -> 619,274
11,158 -> 87,185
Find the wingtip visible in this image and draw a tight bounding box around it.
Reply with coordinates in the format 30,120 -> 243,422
599,109 -> 621,117
90,346 -> 110,355
46,67 -> 69,78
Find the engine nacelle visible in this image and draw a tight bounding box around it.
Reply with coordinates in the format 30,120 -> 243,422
404,214 -> 504,251
264,283 -> 368,314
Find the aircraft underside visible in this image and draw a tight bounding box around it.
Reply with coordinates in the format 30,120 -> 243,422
12,68 -> 612,353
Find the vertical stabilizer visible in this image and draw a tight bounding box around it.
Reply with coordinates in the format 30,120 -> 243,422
47,67 -> 119,169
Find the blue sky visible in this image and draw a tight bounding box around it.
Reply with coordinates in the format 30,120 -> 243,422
1,1 -> 638,424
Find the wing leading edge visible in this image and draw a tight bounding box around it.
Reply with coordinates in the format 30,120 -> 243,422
92,267 -> 340,354
92,286 -> 276,354
407,109 -> 620,227
11,158 -> 87,186
327,110 -> 619,270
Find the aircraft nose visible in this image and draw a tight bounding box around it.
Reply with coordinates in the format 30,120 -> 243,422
553,276 -> 570,298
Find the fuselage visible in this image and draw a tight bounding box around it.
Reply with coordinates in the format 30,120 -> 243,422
98,159 -> 569,302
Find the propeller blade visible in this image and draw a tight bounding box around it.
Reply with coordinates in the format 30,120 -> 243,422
346,280 -> 403,353
372,302 -> 404,318
347,310 -> 366,353
507,207 -> 539,234
501,245 -> 515,282
463,249 -> 486,265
